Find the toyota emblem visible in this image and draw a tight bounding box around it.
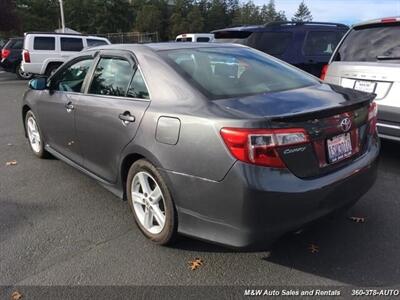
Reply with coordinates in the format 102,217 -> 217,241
340,117 -> 352,132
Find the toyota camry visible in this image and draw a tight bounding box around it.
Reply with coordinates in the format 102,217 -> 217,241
22,43 -> 379,248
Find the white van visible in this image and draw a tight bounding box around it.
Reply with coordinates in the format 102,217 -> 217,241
21,32 -> 110,75
175,33 -> 215,43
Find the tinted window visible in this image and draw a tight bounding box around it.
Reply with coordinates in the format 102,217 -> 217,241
303,31 -> 344,56
161,47 -> 317,99
197,37 -> 210,42
89,57 -> 134,97
127,69 -> 149,99
61,37 -> 83,51
247,32 -> 293,55
334,23 -> 400,62
34,37 -> 55,50
87,39 -> 108,47
52,58 -> 93,92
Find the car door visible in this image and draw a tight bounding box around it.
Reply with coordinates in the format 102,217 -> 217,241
75,50 -> 151,183
37,55 -> 95,164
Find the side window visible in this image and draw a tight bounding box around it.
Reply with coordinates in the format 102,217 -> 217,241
89,57 -> 134,97
52,58 -> 93,92
303,31 -> 343,56
127,69 -> 150,99
87,39 -> 108,47
33,37 -> 55,50
248,32 -> 293,56
61,38 -> 83,52
196,37 -> 210,42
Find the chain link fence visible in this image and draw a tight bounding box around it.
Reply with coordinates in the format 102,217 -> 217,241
92,32 -> 159,44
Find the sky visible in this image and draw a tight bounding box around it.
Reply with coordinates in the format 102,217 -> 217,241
253,0 -> 400,25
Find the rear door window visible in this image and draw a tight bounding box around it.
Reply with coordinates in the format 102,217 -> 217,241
61,37 -> 83,52
303,31 -> 344,56
33,37 -> 55,50
126,69 -> 150,99
247,32 -> 293,55
334,23 -> 400,62
89,57 -> 135,97
87,39 -> 109,47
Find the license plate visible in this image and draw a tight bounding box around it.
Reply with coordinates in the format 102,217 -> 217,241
327,133 -> 352,163
354,80 -> 376,93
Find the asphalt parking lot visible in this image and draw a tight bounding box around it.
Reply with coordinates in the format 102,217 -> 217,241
0,71 -> 399,289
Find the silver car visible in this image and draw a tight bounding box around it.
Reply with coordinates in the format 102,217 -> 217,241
323,17 -> 400,142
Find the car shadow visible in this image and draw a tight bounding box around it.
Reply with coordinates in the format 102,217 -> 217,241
173,140 -> 400,286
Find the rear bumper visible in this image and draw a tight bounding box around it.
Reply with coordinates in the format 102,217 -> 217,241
378,104 -> 400,142
21,62 -> 43,75
0,58 -> 17,72
162,140 -> 380,248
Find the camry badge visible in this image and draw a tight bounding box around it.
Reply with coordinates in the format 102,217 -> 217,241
340,117 -> 352,132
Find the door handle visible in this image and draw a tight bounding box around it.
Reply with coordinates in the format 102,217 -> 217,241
65,101 -> 74,112
119,112 -> 135,124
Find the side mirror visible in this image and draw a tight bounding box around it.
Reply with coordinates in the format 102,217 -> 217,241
29,77 -> 47,90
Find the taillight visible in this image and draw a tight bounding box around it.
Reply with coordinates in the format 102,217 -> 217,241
368,101 -> 378,134
1,48 -> 10,59
220,128 -> 309,168
23,50 -> 31,63
320,64 -> 329,80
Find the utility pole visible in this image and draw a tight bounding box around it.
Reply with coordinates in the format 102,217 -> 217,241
59,0 -> 66,33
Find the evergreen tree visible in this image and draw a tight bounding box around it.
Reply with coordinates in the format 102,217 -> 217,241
187,6 -> 204,32
0,0 -> 20,34
135,4 -> 163,34
291,0 -> 312,22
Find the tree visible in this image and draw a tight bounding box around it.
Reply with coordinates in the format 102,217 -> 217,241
205,0 -> 229,31
16,0 -> 59,33
260,0 -> 286,24
135,5 -> 163,33
0,0 -> 20,33
291,0 -> 312,22
187,6 -> 204,32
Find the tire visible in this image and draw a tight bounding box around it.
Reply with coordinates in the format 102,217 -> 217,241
25,110 -> 49,159
127,159 -> 177,245
16,63 -> 34,80
45,63 -> 61,77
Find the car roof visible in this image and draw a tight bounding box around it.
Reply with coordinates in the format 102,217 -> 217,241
212,21 -> 349,33
353,16 -> 400,28
85,42 -> 246,53
24,32 -> 108,39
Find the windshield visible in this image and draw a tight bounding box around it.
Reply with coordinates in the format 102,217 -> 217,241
160,47 -> 318,99
334,23 -> 400,62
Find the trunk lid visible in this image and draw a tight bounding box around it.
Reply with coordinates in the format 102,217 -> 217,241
216,83 -> 375,178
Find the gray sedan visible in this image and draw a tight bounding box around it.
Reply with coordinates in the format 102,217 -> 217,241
22,43 -> 379,248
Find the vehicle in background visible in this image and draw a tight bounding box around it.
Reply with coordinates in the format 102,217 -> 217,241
22,43 -> 379,248
21,32 -> 111,76
0,37 -> 34,80
322,17 -> 400,142
175,33 -> 215,42
212,21 -> 348,77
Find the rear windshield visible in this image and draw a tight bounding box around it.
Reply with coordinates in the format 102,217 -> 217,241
5,39 -> 23,50
160,47 -> 317,99
334,23 -> 400,62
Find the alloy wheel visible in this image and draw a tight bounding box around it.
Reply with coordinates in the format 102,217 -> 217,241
131,171 -> 166,234
27,116 -> 41,153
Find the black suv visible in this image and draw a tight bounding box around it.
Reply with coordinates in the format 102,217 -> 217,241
0,37 -> 33,80
212,21 -> 349,77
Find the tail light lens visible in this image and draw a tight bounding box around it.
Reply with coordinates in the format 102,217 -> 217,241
368,101 -> 378,134
220,128 -> 309,168
23,50 -> 31,63
1,48 -> 10,59
320,64 -> 329,80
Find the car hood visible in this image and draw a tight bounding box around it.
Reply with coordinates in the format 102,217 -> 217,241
213,83 -> 375,120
